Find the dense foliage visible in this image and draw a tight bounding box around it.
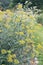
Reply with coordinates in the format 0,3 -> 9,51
0,4 -> 43,65
0,0 -> 43,9
37,13 -> 43,25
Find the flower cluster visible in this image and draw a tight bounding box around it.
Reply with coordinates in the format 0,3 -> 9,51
0,4 -> 43,65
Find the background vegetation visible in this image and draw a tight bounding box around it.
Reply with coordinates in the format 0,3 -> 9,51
0,0 -> 43,9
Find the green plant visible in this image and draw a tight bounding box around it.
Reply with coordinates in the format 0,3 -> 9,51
37,13 -> 43,25
0,5 -> 43,65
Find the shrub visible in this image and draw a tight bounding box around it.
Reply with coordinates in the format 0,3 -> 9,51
0,4 -> 43,65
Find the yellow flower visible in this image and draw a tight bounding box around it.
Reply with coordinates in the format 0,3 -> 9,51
32,30 -> 36,32
15,32 -> 19,35
25,38 -> 34,43
19,40 -> 25,45
14,59 -> 19,64
7,54 -> 16,58
15,32 -> 24,35
12,54 -> 16,58
31,35 -> 35,38
6,10 -> 13,16
37,44 -> 42,49
0,29 -> 3,32
0,16 -> 3,21
6,10 -> 11,13
7,54 -> 14,62
29,15 -> 35,20
0,11 -> 4,15
26,26 -> 29,29
27,30 -> 32,33
25,38 -> 30,42
7,57 -> 13,62
21,24 -> 25,29
4,24 -> 10,29
1,49 -> 7,54
17,4 -> 22,9
27,30 -> 36,33
23,15 -> 28,19
7,54 -> 12,58
19,32 -> 24,35
7,50 -> 11,54
15,18 -> 20,22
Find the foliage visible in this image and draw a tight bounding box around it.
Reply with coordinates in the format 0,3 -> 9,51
30,0 -> 43,9
0,4 -> 43,65
0,0 -> 13,10
36,13 -> 43,25
12,0 -> 43,9
0,0 -> 43,9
